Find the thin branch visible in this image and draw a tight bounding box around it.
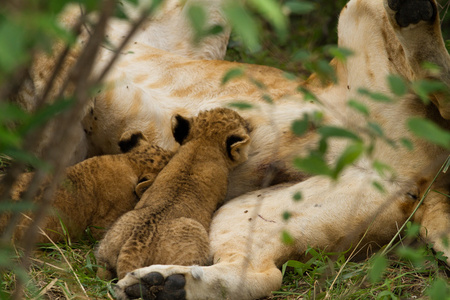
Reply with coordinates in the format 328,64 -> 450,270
381,155 -> 450,256
94,6 -> 155,85
11,0 -> 116,298
0,67 -> 30,104
0,14 -> 85,244
35,21 -> 84,110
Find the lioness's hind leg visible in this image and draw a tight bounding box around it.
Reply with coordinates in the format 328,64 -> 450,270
386,0 -> 436,27
384,0 -> 450,118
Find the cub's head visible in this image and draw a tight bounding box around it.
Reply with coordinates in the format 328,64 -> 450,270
118,130 -> 172,198
171,108 -> 251,165
118,131 -> 149,153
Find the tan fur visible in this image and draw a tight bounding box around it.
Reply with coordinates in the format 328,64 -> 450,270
12,0 -> 229,164
113,0 -> 450,299
95,108 -> 250,279
0,132 -> 173,243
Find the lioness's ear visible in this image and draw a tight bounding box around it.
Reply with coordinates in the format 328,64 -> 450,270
119,131 -> 148,153
226,134 -> 250,163
135,173 -> 157,198
172,114 -> 191,145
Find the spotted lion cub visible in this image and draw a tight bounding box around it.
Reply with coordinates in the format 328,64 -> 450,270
95,108 -> 251,280
0,131 -> 173,243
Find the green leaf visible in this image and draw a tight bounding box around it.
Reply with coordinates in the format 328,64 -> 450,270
284,1 -> 315,14
377,291 -> 398,300
2,148 -> 50,171
248,0 -> 288,41
369,254 -> 387,283
228,101 -> 253,110
20,98 -> 75,135
298,87 -> 318,102
281,230 -> 295,245
32,13 -> 76,46
396,246 -> 425,266
400,137 -> 414,151
0,103 -> 28,122
206,25 -> 224,36
411,80 -> 447,104
387,74 -> 408,97
372,160 -> 393,177
187,4 -> 206,31
422,62 -> 442,74
125,0 -> 139,5
186,3 -> 206,42
250,78 -> 266,90
292,50 -> 310,62
283,72 -> 297,81
285,260 -> 305,269
372,181 -> 385,193
358,88 -> 392,103
293,156 -> 333,177
0,201 -> 36,212
291,115 -> 309,136
222,68 -> 244,85
0,127 -> 22,148
367,122 -> 384,137
223,2 -> 260,51
292,192 -> 302,201
426,278 -> 450,300
317,59 -> 336,83
47,0 -> 75,14
318,126 -> 361,141
262,94 -> 273,104
77,0 -> 101,12
0,19 -> 28,73
326,46 -> 353,62
282,259 -> 310,276
333,142 -> 364,178
347,100 -> 370,117
282,211 -> 291,221
407,117 -> 450,149
405,222 -> 421,238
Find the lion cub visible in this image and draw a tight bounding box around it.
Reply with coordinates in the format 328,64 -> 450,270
95,108 -> 251,279
0,131 -> 173,243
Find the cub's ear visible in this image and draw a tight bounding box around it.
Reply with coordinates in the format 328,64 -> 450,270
172,114 -> 191,145
226,134 -> 251,163
119,131 -> 148,153
135,173 -> 157,198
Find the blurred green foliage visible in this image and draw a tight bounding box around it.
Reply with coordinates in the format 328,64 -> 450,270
226,0 -> 450,76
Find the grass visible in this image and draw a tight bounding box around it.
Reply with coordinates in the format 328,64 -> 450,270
0,155 -> 12,174
1,239 -> 114,299
0,236 -> 448,299
271,246 -> 449,299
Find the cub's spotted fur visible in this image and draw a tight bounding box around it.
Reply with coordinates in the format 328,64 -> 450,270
0,131 -> 173,243
96,108 -> 251,279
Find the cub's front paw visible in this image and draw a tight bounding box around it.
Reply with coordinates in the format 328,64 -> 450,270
387,0 -> 436,27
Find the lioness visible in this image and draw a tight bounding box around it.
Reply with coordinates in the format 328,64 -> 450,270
112,0 -> 450,299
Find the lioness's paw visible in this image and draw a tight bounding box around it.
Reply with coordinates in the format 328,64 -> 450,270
115,266 -> 191,300
386,0 -> 436,27
123,273 -> 186,300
